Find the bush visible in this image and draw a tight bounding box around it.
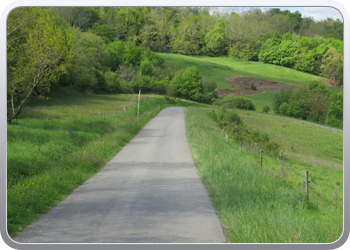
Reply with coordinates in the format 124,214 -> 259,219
214,95 -> 255,110
209,108 -> 280,156
263,105 -> 270,113
279,102 -> 291,116
272,88 -> 293,114
326,91 -> 343,127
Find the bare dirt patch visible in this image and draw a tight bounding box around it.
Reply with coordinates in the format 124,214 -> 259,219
316,78 -> 342,88
218,77 -> 295,96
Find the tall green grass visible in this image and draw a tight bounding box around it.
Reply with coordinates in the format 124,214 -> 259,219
185,107 -> 343,243
7,91 -> 203,237
236,110 -> 343,170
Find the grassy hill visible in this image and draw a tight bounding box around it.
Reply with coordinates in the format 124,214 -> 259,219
158,53 -> 332,89
185,106 -> 343,243
158,53 -> 341,112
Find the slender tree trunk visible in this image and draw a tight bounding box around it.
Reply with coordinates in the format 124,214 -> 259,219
7,79 -> 39,123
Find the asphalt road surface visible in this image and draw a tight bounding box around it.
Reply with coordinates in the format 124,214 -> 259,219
13,107 -> 226,243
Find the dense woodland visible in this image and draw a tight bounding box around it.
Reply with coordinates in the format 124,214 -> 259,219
7,7 -> 343,124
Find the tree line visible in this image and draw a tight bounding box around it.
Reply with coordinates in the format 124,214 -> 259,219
55,6 -> 343,84
7,7 -> 343,123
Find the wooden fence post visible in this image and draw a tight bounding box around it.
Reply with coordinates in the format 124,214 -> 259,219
103,113 -> 105,119
222,129 -> 225,136
260,149 -> 263,168
306,170 -> 309,200
123,105 -> 126,112
226,133 -> 228,142
35,135 -> 41,153
240,141 -> 242,153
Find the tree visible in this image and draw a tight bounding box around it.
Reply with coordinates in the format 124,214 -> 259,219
123,41 -> 143,67
7,7 -> 41,51
326,91 -> 343,127
171,66 -> 203,101
7,10 -> 74,123
56,7 -> 100,31
113,7 -> 148,43
205,18 -> 227,56
139,7 -> 172,52
321,47 -> 343,85
272,88 -> 293,114
169,14 -> 202,55
288,80 -> 330,122
71,30 -> 108,92
89,23 -> 116,44
179,66 -> 203,100
106,40 -> 125,71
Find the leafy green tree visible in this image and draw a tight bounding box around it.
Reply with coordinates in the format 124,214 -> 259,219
171,66 -> 203,101
326,91 -> 343,127
140,49 -> 165,76
139,7 -> 172,52
179,66 -> 203,100
56,7 -> 99,31
140,59 -> 155,76
205,18 -> 227,56
114,7 -> 148,43
7,8 -> 41,50
106,40 -> 125,71
170,36 -> 194,55
288,80 -> 330,121
123,41 -> 143,67
321,47 -> 343,85
7,10 -> 74,123
89,23 -> 116,44
279,102 -> 291,116
104,70 -> 120,93
258,31 -> 282,64
141,48 -> 165,67
72,30 -> 108,92
272,88 -> 293,114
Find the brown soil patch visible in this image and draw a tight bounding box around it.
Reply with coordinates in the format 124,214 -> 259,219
218,77 -> 295,96
316,78 -> 341,88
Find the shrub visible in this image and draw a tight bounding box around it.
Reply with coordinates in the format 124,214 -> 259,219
326,91 -> 343,127
209,108 -> 280,156
215,95 -> 255,110
272,88 -> 293,114
279,102 -> 291,116
263,105 -> 270,113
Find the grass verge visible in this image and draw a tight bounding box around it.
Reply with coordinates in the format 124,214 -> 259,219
184,107 -> 343,243
7,91 -> 204,238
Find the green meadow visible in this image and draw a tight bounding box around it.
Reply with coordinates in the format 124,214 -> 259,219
158,53 -> 341,112
7,54 -> 343,243
158,53 -> 336,89
6,90 -> 203,237
185,107 -> 343,243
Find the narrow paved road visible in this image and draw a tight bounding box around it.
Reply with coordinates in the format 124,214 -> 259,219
14,107 -> 226,243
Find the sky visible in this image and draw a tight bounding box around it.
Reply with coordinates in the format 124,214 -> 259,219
217,6 -> 343,22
